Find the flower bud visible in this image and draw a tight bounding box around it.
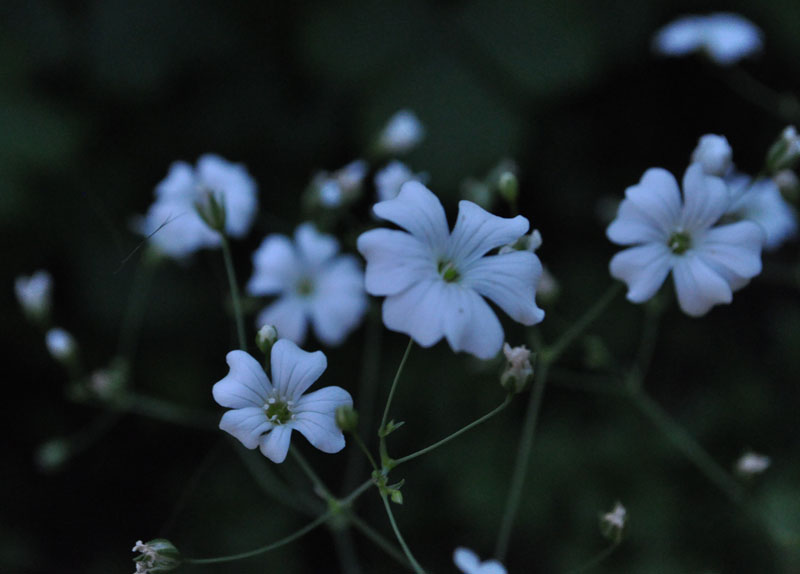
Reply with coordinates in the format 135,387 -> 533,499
500,343 -> 534,393
773,169 -> 799,204
499,230 -> 542,254
497,171 -> 519,204
132,539 -> 181,574
766,126 -> 800,174
256,324 -> 279,356
376,109 -> 425,155
194,190 -> 227,232
335,405 -> 359,433
15,270 -> 53,324
45,327 -> 76,362
734,451 -> 770,478
599,501 -> 627,543
691,134 -> 732,176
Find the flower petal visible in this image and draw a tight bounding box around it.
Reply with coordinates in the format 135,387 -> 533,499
696,221 -> 763,279
310,258 -> 367,345
212,350 -> 272,409
256,297 -> 309,346
680,164 -> 728,231
295,223 -> 339,267
615,168 -> 682,239
155,161 -> 195,202
270,339 -> 327,400
219,407 -> 272,449
453,548 -> 481,574
442,285 -> 505,359
357,229 -> 437,296
606,201 -> 669,245
246,235 -> 299,295
463,251 -> 545,326
372,181 -> 450,252
293,386 -> 352,453
609,243 -> 672,303
381,278 -> 448,347
446,201 -> 529,264
196,154 -> 258,238
259,426 -> 293,463
672,254 -> 732,316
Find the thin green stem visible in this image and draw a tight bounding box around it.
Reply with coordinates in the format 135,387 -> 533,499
220,234 -> 247,350
291,448 -> 334,501
233,443 -> 312,515
118,393 -> 218,430
331,527 -> 361,574
353,432 -> 379,471
544,283 -> 623,364
495,360 -> 550,560
395,395 -> 512,466
349,514 -> 409,568
184,479 -> 373,564
718,65 -> 800,122
380,339 -> 414,432
566,543 -> 619,574
380,492 -> 427,574
116,253 -> 159,361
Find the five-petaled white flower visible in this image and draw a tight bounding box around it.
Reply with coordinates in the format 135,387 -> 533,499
358,182 -> 544,359
453,547 -> 506,574
247,223 -> 367,346
376,109 -> 425,155
653,13 -> 762,65
607,164 -> 764,316
15,270 -> 53,319
212,340 -> 352,463
136,154 -> 258,259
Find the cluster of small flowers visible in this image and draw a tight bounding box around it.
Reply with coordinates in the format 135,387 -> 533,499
653,12 -> 762,65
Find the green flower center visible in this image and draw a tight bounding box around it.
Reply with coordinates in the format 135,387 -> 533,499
296,277 -> 314,296
437,260 -> 460,282
265,398 -> 293,424
668,231 -> 691,254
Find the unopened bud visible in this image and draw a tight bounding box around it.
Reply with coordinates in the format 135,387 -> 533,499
15,270 -> 53,324
773,169 -> 799,204
376,109 -> 425,155
691,134 -> 732,177
256,325 -> 279,356
766,126 -> 800,174
335,405 -> 359,433
194,190 -> 227,232
735,451 -> 771,478
132,539 -> 181,574
500,343 -> 534,393
45,327 -> 76,362
499,230 -> 542,255
498,171 -> 519,204
599,501 -> 627,543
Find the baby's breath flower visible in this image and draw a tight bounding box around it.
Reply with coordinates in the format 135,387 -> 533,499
131,539 -> 181,574
376,109 -> 425,155
212,340 -> 352,463
374,160 -> 425,202
600,501 -> 627,543
735,451 -> 771,477
358,182 -> 544,359
725,174 -> 797,250
310,160 -> 369,208
501,343 -> 533,393
45,327 -> 76,361
691,134 -> 732,177
15,270 -> 53,322
653,13 -> 762,66
453,547 -> 506,574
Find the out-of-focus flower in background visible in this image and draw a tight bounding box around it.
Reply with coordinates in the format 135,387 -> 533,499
653,13 -> 762,65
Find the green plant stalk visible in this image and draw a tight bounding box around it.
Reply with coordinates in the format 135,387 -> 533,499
220,234 -> 247,351
349,513 -> 408,567
379,338 -> 413,467
380,491 -> 427,574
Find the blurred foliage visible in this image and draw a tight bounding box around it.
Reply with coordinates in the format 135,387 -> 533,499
2,0 -> 800,573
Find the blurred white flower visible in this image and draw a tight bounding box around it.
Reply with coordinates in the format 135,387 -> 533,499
247,223 -> 367,346
376,109 -> 425,154
136,154 -> 258,259
653,13 -> 762,65
766,126 -> 800,173
607,164 -> 763,316
311,159 -> 368,208
15,270 -> 52,320
131,539 -> 181,574
691,134 -> 732,177
453,547 -> 506,574
735,451 -> 771,477
358,182 -> 544,359
600,501 -> 627,543
374,160 -> 424,202
45,327 -> 76,360
501,342 -> 533,393
212,340 -> 352,463
725,175 -> 797,250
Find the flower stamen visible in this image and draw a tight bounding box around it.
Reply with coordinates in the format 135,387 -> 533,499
437,260 -> 460,282
668,231 -> 691,254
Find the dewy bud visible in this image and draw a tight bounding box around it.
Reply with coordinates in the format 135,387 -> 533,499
500,343 -> 534,393
194,190 -> 227,232
335,405 -> 359,433
599,501 -> 627,543
45,327 -> 77,362
256,324 -> 279,356
765,126 -> 800,174
132,539 -> 181,574
691,134 -> 732,177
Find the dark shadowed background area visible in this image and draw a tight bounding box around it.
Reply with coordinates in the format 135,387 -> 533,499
2,0 -> 799,573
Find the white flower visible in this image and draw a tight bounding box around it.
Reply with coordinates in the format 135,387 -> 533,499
136,154 -> 258,259
735,451 -> 771,476
376,109 -> 425,154
691,134 -> 733,177
247,223 -> 367,346
212,340 -> 352,463
311,160 -> 368,208
602,501 -> 627,530
374,160 -> 424,202
45,327 -> 76,360
358,182 -> 544,359
653,13 -> 762,65
501,343 -> 533,393
453,547 -> 506,574
725,174 -> 797,250
607,164 -> 764,316
15,270 -> 52,319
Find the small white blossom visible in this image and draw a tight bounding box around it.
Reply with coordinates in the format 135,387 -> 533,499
15,270 -> 53,319
358,182 -> 544,359
653,13 -> 762,65
453,547 -> 506,574
725,174 -> 797,250
376,109 -> 425,154
374,160 -> 425,202
607,164 -> 764,316
691,134 -> 733,177
600,501 -> 627,542
735,451 -> 771,477
45,327 -> 76,360
247,223 -> 367,346
212,340 -> 352,463
311,160 -> 368,207
501,343 -> 533,393
136,154 -> 258,259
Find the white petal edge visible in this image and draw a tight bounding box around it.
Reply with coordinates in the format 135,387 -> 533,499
442,285 -> 505,359
372,181 -> 450,253
672,254 -> 732,317
258,426 -> 293,463
219,407 -> 273,449
358,228 -> 437,296
381,278 -> 448,347
446,201 -> 529,264
270,339 -> 327,400
212,350 -> 272,409
609,243 -> 672,303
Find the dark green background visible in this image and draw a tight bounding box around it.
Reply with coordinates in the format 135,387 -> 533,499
2,1 -> 799,573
